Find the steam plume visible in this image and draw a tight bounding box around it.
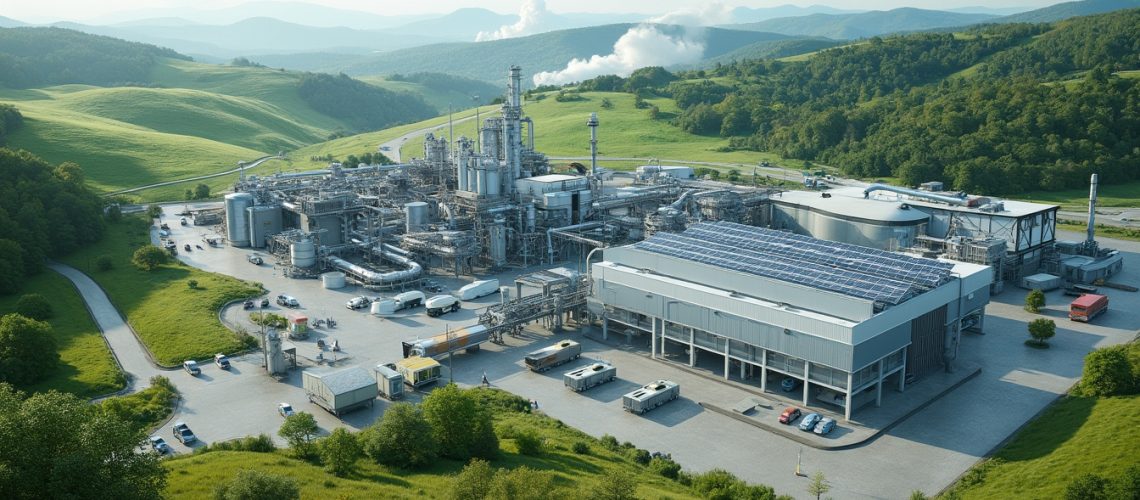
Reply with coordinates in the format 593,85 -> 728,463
476,0 -> 550,42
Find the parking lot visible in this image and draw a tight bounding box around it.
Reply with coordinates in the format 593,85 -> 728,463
151,207 -> 1140,498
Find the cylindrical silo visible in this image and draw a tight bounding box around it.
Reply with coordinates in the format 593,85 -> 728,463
405,202 -> 429,233
247,205 -> 282,249
487,168 -> 501,196
321,272 -> 346,289
290,239 -> 316,268
225,193 -> 254,247
265,330 -> 286,375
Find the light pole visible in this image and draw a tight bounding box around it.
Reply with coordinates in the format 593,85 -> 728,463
472,95 -> 481,153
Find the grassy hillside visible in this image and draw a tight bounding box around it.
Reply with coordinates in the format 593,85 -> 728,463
728,7 -> 998,39
0,270 -> 123,399
997,0 -> 1140,23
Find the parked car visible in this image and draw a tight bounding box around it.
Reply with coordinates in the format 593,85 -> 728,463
247,254 -> 263,265
799,413 -> 823,431
278,402 -> 295,418
243,300 -> 254,310
781,377 -> 801,392
779,406 -> 801,424
171,422 -> 196,444
814,417 -> 836,435
179,217 -> 188,226
345,296 -> 371,310
213,353 -> 230,370
182,360 -> 200,376
149,436 -> 172,454
276,295 -> 299,308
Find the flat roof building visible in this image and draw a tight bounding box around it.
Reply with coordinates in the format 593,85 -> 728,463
588,222 -> 992,420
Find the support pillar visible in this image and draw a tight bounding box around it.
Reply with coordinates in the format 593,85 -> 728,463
601,315 -> 608,341
740,359 -> 745,379
650,317 -> 657,359
876,360 -> 884,408
899,346 -> 908,392
688,328 -> 695,367
723,339 -> 730,380
844,372 -> 854,422
760,350 -> 768,392
802,363 -> 810,406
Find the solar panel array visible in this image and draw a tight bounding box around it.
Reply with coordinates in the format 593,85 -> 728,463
632,221 -> 955,306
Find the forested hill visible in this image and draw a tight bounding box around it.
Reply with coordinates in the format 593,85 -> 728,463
0,27 -> 190,88
648,9 -> 1140,195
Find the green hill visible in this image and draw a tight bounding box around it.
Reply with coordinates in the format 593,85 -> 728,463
337,24 -> 795,83
726,7 -> 998,40
997,0 -> 1140,23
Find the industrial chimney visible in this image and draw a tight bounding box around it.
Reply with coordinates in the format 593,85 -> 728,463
587,112 -> 599,177
1087,173 -> 1098,246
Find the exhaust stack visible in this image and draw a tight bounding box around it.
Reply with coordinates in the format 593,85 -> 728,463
1087,173 -> 1098,245
587,112 -> 599,177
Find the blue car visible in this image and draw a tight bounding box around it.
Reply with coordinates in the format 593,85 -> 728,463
799,413 -> 822,431
814,417 -> 836,435
780,377 -> 801,392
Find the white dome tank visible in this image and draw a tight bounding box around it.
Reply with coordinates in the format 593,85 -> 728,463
290,239 -> 317,268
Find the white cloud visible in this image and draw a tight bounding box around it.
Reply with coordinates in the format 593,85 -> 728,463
476,0 -> 550,42
533,24 -> 705,86
647,3 -> 732,25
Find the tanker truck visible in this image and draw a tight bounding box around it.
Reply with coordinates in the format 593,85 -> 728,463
401,324 -> 492,359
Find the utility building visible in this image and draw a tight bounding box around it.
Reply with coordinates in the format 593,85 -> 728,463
588,222 -> 992,420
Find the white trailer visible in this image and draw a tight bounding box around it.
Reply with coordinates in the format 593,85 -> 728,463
563,362 -> 616,392
425,295 -> 460,317
374,363 -> 405,400
524,340 -> 582,372
393,291 -> 425,311
457,279 -> 500,300
302,366 -> 378,416
622,380 -> 680,414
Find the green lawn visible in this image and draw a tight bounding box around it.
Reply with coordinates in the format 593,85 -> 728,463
164,404 -> 702,499
1015,181 -> 1140,211
946,395 -> 1140,499
0,270 -> 124,398
1056,222 -> 1140,242
60,216 -> 261,366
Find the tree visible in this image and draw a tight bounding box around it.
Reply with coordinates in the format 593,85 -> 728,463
1080,346 -> 1136,396
487,466 -> 557,500
421,384 -> 498,460
15,293 -> 53,320
278,411 -> 319,458
1113,464 -> 1140,499
187,279 -> 199,289
184,189 -> 194,201
1025,289 -> 1045,313
448,459 -> 495,500
106,204 -> 122,222
213,469 -> 299,500
1065,473 -> 1109,500
0,314 -> 59,385
807,471 -> 831,500
360,402 -> 438,467
146,204 -> 162,219
95,254 -> 113,271
131,245 -> 169,271
588,469 -> 637,500
0,239 -> 26,295
0,384 -> 167,499
1027,318 -> 1056,347
320,427 -> 362,477
600,97 -> 614,109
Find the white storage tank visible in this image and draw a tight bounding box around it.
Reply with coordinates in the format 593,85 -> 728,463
405,202 -> 429,233
247,205 -> 282,249
321,271 -> 346,289
290,239 -> 317,268
371,299 -> 397,316
265,330 -> 286,375
225,193 -> 254,247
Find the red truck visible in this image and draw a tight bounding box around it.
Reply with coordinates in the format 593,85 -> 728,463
1069,294 -> 1108,322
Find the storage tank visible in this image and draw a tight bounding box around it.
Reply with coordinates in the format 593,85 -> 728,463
321,271 -> 346,289
290,239 -> 317,268
247,205 -> 282,249
225,193 -> 255,247
489,217 -> 507,267
265,330 -> 286,375
487,168 -> 501,196
405,202 -> 429,233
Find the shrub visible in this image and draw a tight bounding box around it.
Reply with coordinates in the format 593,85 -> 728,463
448,459 -> 495,500
1027,318 -> 1056,347
131,245 -> 169,271
95,255 -> 113,271
649,456 -> 682,479
360,402 -> 438,468
320,427 -> 362,477
487,466 -> 557,500
514,429 -> 543,456
572,441 -> 590,455
1064,473 -> 1109,500
589,469 -> 638,500
469,387 -> 530,413
214,469 -> 299,500
422,384 -> 498,460
187,280 -> 199,289
1025,289 -> 1045,313
629,448 -> 651,465
1079,345 -> 1136,396
278,412 -> 319,459
0,313 -> 59,385
15,294 -> 53,320
600,434 -> 619,451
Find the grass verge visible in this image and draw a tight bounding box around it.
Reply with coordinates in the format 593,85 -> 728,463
1057,221 -> 1140,242
101,375 -> 180,432
0,270 -> 124,398
60,215 -> 261,366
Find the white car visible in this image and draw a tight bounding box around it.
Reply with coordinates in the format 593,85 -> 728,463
278,402 -> 295,418
149,436 -> 172,454
345,296 -> 371,310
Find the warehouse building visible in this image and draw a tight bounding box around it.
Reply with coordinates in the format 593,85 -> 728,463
588,222 -> 992,420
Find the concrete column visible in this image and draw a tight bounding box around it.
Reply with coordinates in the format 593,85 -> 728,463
802,363 -> 810,406
899,346 -> 908,392
760,349 -> 767,392
740,359 -> 746,379
723,338 -> 730,380
688,328 -> 695,367
876,360 -> 884,408
650,317 -> 657,359
844,371 -> 854,422
602,315 -> 608,340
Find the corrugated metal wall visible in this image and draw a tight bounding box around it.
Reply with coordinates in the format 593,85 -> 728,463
906,305 -> 947,378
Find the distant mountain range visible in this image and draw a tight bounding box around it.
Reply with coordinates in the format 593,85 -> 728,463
997,0 -> 1140,23
0,16 -> 28,28
725,8 -> 1000,40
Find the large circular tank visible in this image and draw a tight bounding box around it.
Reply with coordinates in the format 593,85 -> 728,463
224,193 -> 254,247
290,239 -> 317,268
405,202 -> 429,233
246,205 -> 282,249
321,272 -> 346,289
770,191 -> 929,251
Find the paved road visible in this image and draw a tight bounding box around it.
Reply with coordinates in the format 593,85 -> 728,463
104,155 -> 281,197
380,114 -> 481,163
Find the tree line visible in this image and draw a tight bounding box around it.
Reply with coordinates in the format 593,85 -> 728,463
0,27 -> 189,88
297,73 -> 437,133
0,104 -> 21,145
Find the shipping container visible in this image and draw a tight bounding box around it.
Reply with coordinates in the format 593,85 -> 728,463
563,362 -> 616,392
302,366 -> 377,416
374,363 -> 405,400
395,357 -> 442,388
525,340 -> 582,372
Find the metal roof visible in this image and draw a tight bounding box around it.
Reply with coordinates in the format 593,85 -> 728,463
310,366 -> 375,395
632,222 -> 954,306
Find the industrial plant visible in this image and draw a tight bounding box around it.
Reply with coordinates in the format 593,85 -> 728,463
210,65 -> 1123,419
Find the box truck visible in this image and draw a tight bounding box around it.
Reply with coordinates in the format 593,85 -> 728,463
563,362 -> 616,392
402,324 -> 492,359
1069,293 -> 1108,322
622,380 -> 680,414
524,340 -> 582,372
457,279 -> 499,300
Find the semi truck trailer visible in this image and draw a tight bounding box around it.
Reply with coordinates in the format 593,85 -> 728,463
622,380 -> 680,414
563,362 -> 616,392
524,340 -> 582,372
